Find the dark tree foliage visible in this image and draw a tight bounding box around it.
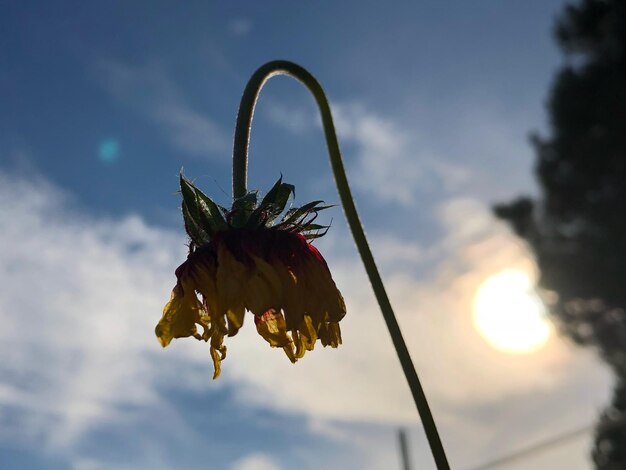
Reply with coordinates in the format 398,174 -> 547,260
493,0 -> 626,467
593,377 -> 626,470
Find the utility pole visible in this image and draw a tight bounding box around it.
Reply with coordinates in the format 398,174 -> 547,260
399,428 -> 412,470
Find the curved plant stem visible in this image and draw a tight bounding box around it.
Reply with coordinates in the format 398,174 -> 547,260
232,60 -> 450,470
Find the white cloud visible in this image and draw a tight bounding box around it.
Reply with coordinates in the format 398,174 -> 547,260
265,100 -> 473,206
370,234 -> 424,265
0,171 -> 202,451
231,453 -> 281,470
332,102 -> 426,204
96,60 -> 230,159
0,170 -> 613,469
265,101 -> 316,135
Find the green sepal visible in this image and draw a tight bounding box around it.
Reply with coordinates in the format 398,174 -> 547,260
182,200 -> 209,246
260,176 -> 295,221
231,191 -> 258,228
302,223 -> 330,240
280,201 -> 333,226
178,172 -> 333,242
179,173 -> 227,241
217,204 -> 229,216
247,176 -> 296,228
180,174 -> 205,241
281,200 -> 323,224
195,187 -> 228,233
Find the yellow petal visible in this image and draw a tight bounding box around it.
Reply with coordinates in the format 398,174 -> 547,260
291,328 -> 306,359
245,255 -> 282,315
216,243 -> 248,321
319,322 -> 342,348
252,255 -> 282,294
282,344 -> 297,364
155,279 -> 204,347
226,305 -> 245,336
298,263 -> 322,317
210,330 -> 227,380
246,272 -> 274,315
331,322 -> 343,346
194,260 -> 236,337
210,346 -> 222,379
191,259 -> 219,312
256,309 -> 292,348
274,262 -> 304,330
298,314 -> 317,351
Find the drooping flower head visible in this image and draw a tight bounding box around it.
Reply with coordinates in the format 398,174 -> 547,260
156,174 -> 346,378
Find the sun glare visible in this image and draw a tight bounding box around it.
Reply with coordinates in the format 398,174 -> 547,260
472,271 -> 552,354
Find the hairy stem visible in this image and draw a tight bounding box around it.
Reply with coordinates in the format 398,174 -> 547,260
232,60 -> 450,470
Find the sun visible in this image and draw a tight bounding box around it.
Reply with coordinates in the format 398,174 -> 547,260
472,270 -> 552,354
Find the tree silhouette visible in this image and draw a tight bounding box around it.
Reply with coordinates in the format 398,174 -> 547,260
493,0 -> 626,467
593,376 -> 626,469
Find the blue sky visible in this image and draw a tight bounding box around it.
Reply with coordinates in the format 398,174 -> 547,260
0,1 -> 614,469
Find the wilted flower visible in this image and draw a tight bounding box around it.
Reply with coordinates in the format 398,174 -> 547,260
156,174 -> 346,378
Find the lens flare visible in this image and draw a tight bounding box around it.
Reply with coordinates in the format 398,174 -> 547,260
98,138 -> 120,164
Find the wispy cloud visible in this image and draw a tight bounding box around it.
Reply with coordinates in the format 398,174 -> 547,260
264,100 -> 472,205
332,102 -> 435,205
370,234 -> 424,266
263,97 -> 542,211
232,453 -> 281,470
96,60 -> 230,159
265,101 -> 316,135
0,173 -> 191,449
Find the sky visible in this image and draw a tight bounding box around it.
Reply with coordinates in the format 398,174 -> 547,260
0,1 -> 615,469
